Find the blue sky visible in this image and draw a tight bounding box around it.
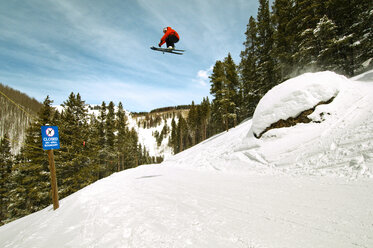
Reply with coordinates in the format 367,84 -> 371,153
0,0 -> 260,112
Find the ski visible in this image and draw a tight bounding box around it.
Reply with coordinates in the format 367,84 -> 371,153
150,46 -> 185,55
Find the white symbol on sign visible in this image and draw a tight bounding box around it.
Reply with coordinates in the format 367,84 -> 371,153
46,128 -> 55,137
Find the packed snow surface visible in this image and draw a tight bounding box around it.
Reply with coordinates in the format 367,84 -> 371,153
1,71 -> 373,248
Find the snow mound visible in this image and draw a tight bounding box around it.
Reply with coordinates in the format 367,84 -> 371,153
251,71 -> 348,137
245,71 -> 373,177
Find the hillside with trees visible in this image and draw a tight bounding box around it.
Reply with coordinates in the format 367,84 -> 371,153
0,83 -> 42,154
0,93 -> 158,225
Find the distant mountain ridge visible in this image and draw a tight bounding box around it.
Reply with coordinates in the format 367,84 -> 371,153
0,83 -> 42,154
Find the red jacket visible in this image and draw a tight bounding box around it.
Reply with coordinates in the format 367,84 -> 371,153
159,27 -> 179,46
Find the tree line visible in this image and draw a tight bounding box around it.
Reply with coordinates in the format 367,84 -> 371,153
0,83 -> 42,114
169,0 -> 372,153
0,93 -> 158,225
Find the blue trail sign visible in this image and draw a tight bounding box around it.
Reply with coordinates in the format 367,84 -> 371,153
41,126 -> 60,150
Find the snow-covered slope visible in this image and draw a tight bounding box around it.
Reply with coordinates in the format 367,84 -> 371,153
127,114 -> 174,159
1,71 -> 373,248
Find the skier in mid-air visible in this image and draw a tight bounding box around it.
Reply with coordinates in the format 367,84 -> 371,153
158,27 -> 179,49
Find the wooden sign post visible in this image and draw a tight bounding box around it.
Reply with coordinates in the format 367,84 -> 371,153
41,126 -> 61,210
47,150 -> 59,210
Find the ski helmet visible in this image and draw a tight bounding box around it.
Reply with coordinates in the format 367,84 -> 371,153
163,27 -> 168,33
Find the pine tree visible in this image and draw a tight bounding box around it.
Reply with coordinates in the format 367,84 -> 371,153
59,93 -> 90,196
126,128 -> 139,169
106,101 -> 116,174
86,114 -> 101,179
348,0 -> 373,73
314,15 -> 339,71
209,54 -> 241,132
272,0 -> 295,81
95,101 -> 108,178
187,101 -> 198,146
199,97 -> 211,141
324,0 -> 359,75
240,16 -> 260,118
177,115 -> 189,152
169,117 -> 178,154
223,53 -> 240,127
256,0 -> 276,91
51,108 -> 61,127
291,0 -> 325,73
0,134 -> 13,225
115,102 -> 128,171
210,60 -> 226,134
106,102 -> 116,148
219,85 -> 232,131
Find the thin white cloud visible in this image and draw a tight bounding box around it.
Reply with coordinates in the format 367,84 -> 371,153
195,66 -> 213,87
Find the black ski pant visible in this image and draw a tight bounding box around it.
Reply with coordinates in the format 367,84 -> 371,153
166,35 -> 179,48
